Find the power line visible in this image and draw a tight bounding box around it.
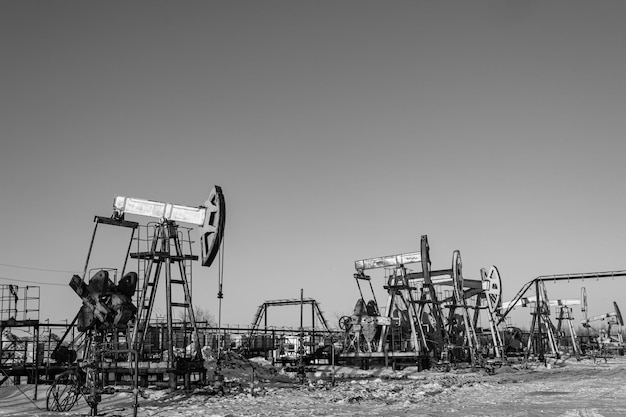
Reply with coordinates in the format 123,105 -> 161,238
0,275 -> 68,287
0,262 -> 80,274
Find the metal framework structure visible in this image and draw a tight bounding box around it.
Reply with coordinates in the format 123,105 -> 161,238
115,186 -> 225,389
0,285 -> 42,391
248,294 -> 332,366
581,300 -> 624,354
340,235 -> 503,368
555,299 -> 582,356
46,214 -> 140,415
247,291 -> 333,381
129,222 -> 201,361
498,270 -> 626,361
250,297 -> 331,336
0,285 -> 40,323
501,292 -> 582,358
45,186 -> 225,415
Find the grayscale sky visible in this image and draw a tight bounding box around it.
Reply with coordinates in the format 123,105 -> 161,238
1,1 -> 625,329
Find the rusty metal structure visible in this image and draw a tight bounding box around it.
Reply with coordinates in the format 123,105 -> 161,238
45,186 -> 225,415
498,270 -> 626,361
47,269 -> 140,414
250,296 -> 331,339
0,285 -> 42,390
554,299 -> 583,356
247,290 -> 334,382
46,211 -> 141,415
339,235 -> 503,369
114,186 -> 225,389
580,300 -> 624,356
248,293 -> 333,365
501,292 -> 582,359
0,284 -> 110,407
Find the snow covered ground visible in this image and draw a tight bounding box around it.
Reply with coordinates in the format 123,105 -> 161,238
2,356 -> 626,416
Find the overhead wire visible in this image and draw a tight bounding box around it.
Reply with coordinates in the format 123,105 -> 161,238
0,262 -> 80,274
0,263 -> 76,287
0,262 -> 79,286
0,275 -> 68,287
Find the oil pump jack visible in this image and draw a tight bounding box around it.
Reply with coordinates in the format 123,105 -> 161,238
113,186 -> 225,389
501,290 -> 582,359
580,300 -> 624,355
499,270 -> 626,361
48,186 -> 225,414
341,235 -> 503,369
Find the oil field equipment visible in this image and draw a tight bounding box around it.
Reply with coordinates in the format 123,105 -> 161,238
113,186 -> 225,389
554,299 -> 582,356
47,209 -> 143,414
498,270 -> 626,361
248,295 -> 331,360
501,292 -> 582,359
46,186 -> 225,415
340,235 -> 503,369
47,270 -> 139,414
478,266 -> 505,359
249,290 -> 333,381
0,285 -> 42,392
580,300 -> 625,355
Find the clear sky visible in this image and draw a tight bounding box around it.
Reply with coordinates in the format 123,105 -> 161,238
1,1 -> 625,330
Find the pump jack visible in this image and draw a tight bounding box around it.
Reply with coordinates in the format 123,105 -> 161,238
114,186 -> 225,389
581,301 -> 624,356
341,235 -> 503,369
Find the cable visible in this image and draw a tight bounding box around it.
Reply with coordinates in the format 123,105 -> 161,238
0,275 -> 68,287
0,263 -> 80,274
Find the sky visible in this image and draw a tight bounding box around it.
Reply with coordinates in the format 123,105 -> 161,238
1,1 -> 626,331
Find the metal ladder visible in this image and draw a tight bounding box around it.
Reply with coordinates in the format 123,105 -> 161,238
130,221 -> 200,359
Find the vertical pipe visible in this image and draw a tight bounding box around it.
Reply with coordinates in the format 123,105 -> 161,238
33,324 -> 39,400
526,311 -> 537,361
535,280 -> 544,362
164,224 -> 175,390
299,289 -> 304,368
271,329 -> 276,364
311,302 -> 315,360
46,321 -> 51,382
300,289 -> 304,343
187,229 -> 193,307
331,337 -> 336,386
1,325 -> 5,384
378,286 -> 394,353
133,349 -> 139,417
